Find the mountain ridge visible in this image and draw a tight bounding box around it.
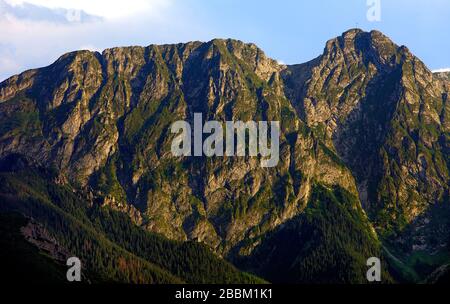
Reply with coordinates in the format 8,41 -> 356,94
0,28 -> 449,283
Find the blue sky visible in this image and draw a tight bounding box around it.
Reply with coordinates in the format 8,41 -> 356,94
1,0 -> 449,81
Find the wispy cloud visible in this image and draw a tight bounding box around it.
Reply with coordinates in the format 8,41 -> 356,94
0,0 -> 210,82
1,0 -> 102,24
3,0 -> 171,20
432,68 -> 450,73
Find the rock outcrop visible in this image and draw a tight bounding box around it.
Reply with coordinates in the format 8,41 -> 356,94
0,30 -> 448,275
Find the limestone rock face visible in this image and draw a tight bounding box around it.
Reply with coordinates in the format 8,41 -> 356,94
0,30 -> 448,263
285,30 -> 449,231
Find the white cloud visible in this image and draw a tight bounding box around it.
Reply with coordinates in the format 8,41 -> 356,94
4,0 -> 171,19
1,0 -> 102,24
432,68 -> 450,73
0,0 -> 212,81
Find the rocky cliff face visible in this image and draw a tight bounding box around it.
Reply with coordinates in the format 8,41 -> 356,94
0,29 -> 448,281
0,37 -> 360,256
282,31 -> 449,276
285,29 -> 449,232
434,71 -> 450,82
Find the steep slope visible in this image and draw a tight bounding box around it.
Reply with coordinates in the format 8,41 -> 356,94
283,29 -> 450,281
0,39 -> 359,258
0,213 -> 69,284
235,184 -> 394,283
0,154 -> 264,284
284,29 -> 448,228
434,71 -> 450,82
0,29 -> 448,283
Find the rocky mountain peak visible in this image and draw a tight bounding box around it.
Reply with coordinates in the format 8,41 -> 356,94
0,29 -> 449,283
282,29 -> 448,237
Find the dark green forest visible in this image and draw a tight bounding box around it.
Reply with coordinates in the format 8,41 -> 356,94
0,155 -> 264,284
235,185 -> 395,284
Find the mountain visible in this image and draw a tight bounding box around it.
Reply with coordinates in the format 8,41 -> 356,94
281,29 -> 449,282
435,71 -> 450,82
0,29 -> 448,283
0,154 -> 264,283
